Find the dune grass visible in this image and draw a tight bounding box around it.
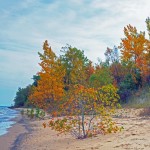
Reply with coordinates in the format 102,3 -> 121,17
123,86 -> 150,109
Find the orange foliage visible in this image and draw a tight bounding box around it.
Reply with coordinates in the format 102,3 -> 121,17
85,61 -> 95,83
120,24 -> 149,79
29,40 -> 65,111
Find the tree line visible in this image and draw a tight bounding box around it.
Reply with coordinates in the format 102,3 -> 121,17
14,18 -> 150,107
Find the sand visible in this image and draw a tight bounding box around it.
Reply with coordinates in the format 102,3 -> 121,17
0,108 -> 150,150
0,114 -> 28,150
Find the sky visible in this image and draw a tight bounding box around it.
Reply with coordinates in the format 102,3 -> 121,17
0,0 -> 150,106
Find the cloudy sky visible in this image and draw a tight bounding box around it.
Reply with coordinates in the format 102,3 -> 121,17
0,0 -> 150,106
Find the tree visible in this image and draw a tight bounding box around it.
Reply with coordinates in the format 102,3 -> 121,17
105,46 -> 119,64
60,45 -> 89,88
118,73 -> 138,103
90,65 -> 113,88
85,60 -> 95,83
119,24 -> 148,82
146,17 -> 150,39
32,75 -> 40,87
145,17 -> 150,84
29,40 -> 65,112
104,46 -> 121,85
14,85 -> 32,107
45,84 -> 120,139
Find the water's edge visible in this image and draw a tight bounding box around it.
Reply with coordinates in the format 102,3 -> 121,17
0,107 -> 19,136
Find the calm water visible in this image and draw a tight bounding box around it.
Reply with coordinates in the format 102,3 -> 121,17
0,106 -> 19,136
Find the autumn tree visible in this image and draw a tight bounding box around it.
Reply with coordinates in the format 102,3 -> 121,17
29,40 -> 65,113
85,60 -> 95,83
45,84 -> 121,139
119,24 -> 149,82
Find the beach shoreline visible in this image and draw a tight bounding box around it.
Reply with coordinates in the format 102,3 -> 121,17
0,108 -> 150,150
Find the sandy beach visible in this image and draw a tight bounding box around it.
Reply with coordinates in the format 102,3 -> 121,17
0,108 -> 150,150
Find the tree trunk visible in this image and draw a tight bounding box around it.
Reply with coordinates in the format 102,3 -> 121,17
81,104 -> 86,138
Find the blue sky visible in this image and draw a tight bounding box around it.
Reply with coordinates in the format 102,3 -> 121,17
0,0 -> 150,106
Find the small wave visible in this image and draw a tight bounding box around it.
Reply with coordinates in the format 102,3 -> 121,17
0,107 -> 18,136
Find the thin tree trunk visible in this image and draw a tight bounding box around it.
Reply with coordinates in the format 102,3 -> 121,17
81,104 -> 86,138
78,115 -> 81,138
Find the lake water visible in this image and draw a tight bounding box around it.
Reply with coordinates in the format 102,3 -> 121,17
0,106 -> 19,136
